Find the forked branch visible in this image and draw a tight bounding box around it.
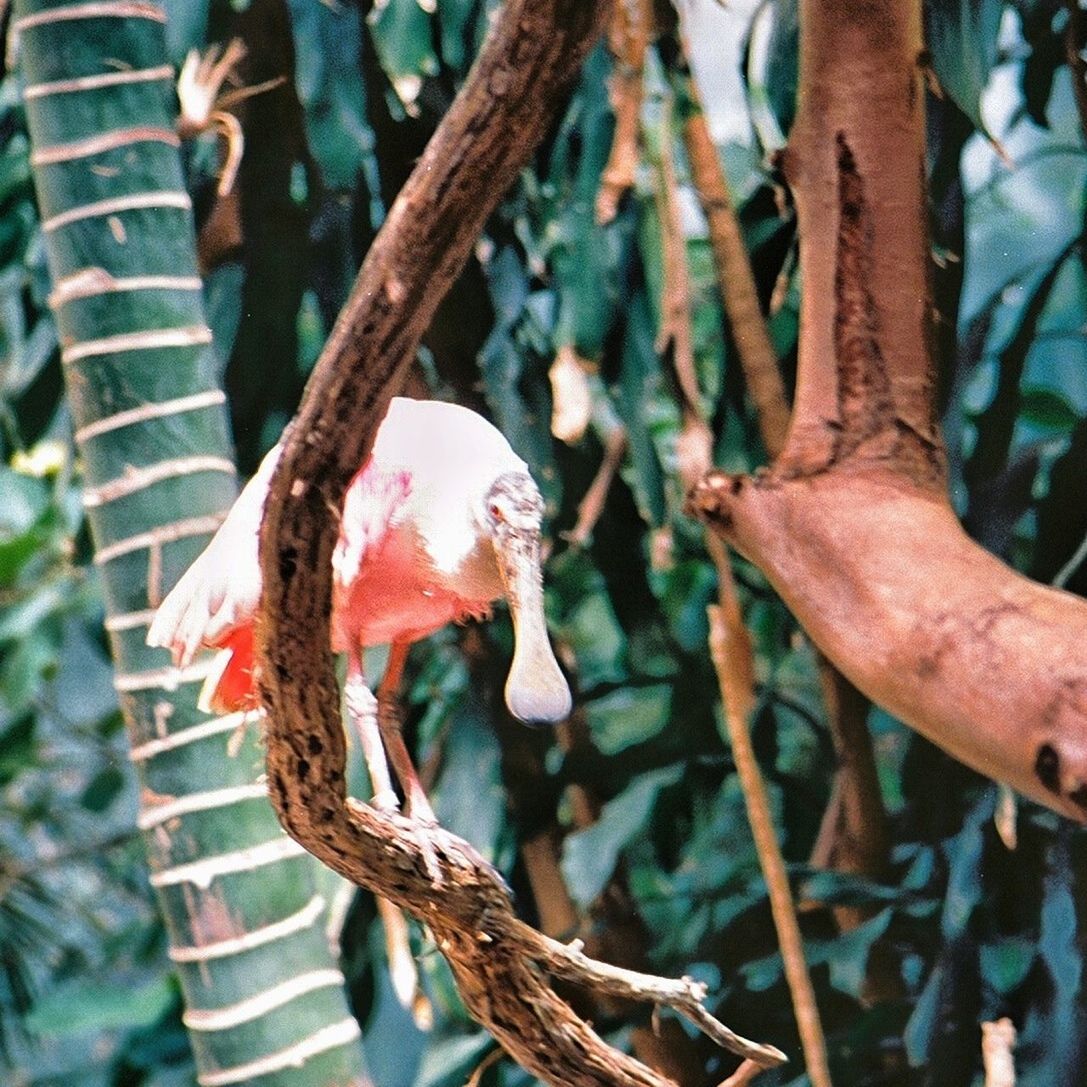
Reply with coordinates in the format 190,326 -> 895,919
689,0 -> 1087,822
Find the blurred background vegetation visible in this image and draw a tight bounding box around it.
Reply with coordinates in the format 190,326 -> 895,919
2,0 -> 1087,1084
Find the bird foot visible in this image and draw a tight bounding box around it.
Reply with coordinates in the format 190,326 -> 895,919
410,814 -> 445,887
345,680 -> 378,723
370,788 -> 400,812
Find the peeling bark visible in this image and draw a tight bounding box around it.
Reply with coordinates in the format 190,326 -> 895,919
689,0 -> 1087,823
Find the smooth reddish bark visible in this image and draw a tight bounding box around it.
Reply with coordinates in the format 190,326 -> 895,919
691,0 -> 1087,822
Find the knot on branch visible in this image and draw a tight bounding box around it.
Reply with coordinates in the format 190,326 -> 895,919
685,470 -> 757,535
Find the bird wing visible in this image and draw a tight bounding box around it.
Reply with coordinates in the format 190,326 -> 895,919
147,442 -> 282,666
330,462 -> 413,647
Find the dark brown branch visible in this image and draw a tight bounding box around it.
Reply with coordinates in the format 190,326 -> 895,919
690,0 -> 1087,824
254,1 -> 785,1082
807,664 -> 888,909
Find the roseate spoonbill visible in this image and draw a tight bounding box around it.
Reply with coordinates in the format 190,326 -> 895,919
147,396 -> 572,830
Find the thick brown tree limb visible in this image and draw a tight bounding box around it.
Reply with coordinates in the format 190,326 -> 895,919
689,0 -> 1087,822
253,1 -> 785,1082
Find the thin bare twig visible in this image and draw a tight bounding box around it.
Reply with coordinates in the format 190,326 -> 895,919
596,0 -> 652,224
718,1059 -> 764,1087
706,537 -> 834,1087
682,108 -> 791,459
670,33 -> 890,921
566,426 -> 628,547
655,99 -> 828,1077
535,932 -> 785,1066
654,95 -> 712,490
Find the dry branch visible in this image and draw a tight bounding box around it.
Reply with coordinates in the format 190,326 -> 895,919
706,541 -> 833,1087
653,107 -> 827,1078
654,97 -> 712,490
678,76 -> 890,910
682,109 -> 791,458
596,0 -> 652,224
718,1058 -> 764,1087
981,1018 -> 1017,1087
689,0 -> 1087,823
253,0 -> 785,1082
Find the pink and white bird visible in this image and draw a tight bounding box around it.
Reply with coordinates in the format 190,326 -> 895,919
148,396 -> 571,821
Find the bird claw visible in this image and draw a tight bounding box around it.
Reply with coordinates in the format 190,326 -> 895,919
370,788 -> 400,812
412,816 -> 445,887
345,682 -> 378,723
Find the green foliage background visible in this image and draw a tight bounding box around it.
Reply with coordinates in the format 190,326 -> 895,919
2,1 -> 1087,1085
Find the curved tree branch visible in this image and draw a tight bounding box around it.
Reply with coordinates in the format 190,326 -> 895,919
690,0 -> 1087,823
253,1 -> 785,1082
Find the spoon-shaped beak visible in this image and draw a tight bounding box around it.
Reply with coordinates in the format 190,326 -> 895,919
492,522 -> 571,724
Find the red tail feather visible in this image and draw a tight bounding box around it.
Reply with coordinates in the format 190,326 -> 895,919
199,625 -> 260,714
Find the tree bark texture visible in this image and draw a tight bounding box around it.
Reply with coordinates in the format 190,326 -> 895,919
690,0 -> 1087,822
14,3 -> 370,1084
252,0 -> 786,1082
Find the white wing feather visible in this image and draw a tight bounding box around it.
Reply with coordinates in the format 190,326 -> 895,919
147,443 -> 282,665
147,397 -> 526,665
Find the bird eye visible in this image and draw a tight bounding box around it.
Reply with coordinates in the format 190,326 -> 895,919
489,502 -> 504,522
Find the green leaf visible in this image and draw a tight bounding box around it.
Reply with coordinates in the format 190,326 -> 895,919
925,0 -> 1005,133
0,711 -> 36,785
548,549 -> 628,688
561,764 -> 683,908
369,0 -> 439,94
1020,386 -> 1081,430
433,692 -> 510,870
290,0 -> 380,191
584,684 -> 672,755
80,765 -> 125,813
742,0 -> 797,152
25,974 -> 176,1037
979,938 -> 1036,995
414,1030 -> 495,1087
0,465 -> 50,540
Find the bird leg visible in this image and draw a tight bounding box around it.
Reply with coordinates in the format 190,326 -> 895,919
345,651 -> 399,812
345,650 -> 432,1021
378,640 -> 447,886
377,641 -> 438,826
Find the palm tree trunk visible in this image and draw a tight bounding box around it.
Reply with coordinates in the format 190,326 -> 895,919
13,2 -> 369,1083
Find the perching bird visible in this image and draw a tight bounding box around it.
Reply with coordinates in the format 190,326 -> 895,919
147,396 -> 572,826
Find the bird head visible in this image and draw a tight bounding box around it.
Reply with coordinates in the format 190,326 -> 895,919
483,471 -> 572,725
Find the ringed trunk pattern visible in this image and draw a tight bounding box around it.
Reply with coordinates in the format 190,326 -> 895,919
14,2 -> 369,1083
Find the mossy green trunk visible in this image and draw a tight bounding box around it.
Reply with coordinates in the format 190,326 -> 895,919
14,2 -> 369,1083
